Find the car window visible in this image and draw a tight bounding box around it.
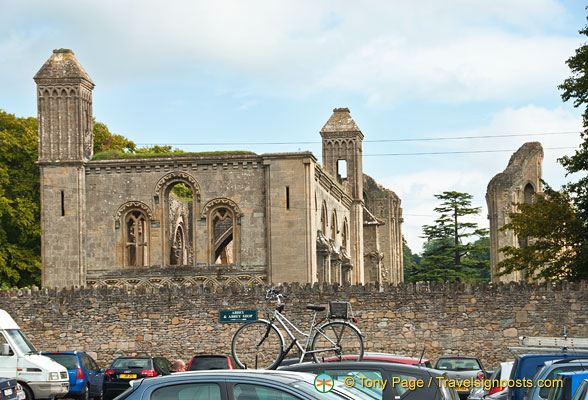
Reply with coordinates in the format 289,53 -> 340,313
233,384 -> 300,400
391,374 -> 422,398
45,354 -> 78,369
435,358 -> 481,371
112,358 -> 150,369
324,369 -> 382,400
90,357 -> 100,371
189,357 -> 229,371
151,383 -> 221,400
540,367 -> 588,398
81,355 -> 92,370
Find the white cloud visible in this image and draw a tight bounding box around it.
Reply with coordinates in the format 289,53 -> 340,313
0,0 -> 580,105
378,104 -> 582,253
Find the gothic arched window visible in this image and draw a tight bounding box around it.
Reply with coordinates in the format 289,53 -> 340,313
202,198 -> 242,266
125,210 -> 149,267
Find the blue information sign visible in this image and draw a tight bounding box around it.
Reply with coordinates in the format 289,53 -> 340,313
219,309 -> 258,323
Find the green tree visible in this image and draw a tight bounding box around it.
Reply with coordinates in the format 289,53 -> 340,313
93,119 -> 136,154
498,185 -> 586,280
402,236 -> 421,283
0,110 -> 41,288
415,191 -> 490,282
496,15 -> 588,281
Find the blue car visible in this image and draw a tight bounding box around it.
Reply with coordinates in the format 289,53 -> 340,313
41,352 -> 104,400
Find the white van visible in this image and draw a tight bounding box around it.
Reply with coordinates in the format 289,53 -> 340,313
0,309 -> 69,400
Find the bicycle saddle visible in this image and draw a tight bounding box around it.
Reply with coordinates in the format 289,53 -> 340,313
306,305 -> 326,312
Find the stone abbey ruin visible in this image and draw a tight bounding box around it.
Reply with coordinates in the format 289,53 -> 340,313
35,49 -> 404,289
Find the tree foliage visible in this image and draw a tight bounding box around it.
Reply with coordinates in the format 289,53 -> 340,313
93,119 -> 136,154
496,16 -> 588,281
498,185 -> 587,280
402,236 -> 421,283
0,110 -> 41,288
412,191 -> 490,282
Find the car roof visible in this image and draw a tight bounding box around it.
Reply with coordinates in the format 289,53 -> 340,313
437,355 -> 479,360
282,360 -> 443,375
136,370 -> 319,386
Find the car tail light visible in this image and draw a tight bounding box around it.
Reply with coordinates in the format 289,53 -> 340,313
489,387 -> 503,395
141,370 -> 157,377
227,357 -> 234,370
476,371 -> 485,380
76,368 -> 85,380
104,369 -> 114,376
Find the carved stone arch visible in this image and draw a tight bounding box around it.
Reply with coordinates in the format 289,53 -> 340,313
320,200 -> 328,234
154,172 -> 200,197
69,88 -> 77,96
116,202 -> 152,267
115,201 -> 154,220
52,88 -> 58,97
202,197 -> 242,265
200,198 -> 242,219
331,209 -> 338,239
342,217 -> 349,252
156,172 -> 199,267
61,88 -> 68,96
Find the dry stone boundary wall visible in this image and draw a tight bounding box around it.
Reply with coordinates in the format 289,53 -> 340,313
1,281 -> 587,369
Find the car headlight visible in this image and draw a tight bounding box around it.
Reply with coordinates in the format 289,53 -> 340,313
48,372 -> 60,381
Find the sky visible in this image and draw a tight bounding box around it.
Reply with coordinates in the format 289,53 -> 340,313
1,0 -> 586,254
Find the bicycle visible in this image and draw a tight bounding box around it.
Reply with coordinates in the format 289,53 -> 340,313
231,288 -> 364,369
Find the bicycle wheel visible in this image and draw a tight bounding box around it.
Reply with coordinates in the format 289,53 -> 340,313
231,320 -> 285,369
310,321 -> 364,363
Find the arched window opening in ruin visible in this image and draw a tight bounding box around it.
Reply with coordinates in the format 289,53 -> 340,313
211,207 -> 234,264
125,210 -> 149,267
331,211 -> 337,240
342,219 -> 349,252
321,201 -> 328,234
523,183 -> 535,204
166,182 -> 194,266
170,224 -> 186,265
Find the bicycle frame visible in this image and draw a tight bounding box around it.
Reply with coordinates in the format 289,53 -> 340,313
267,298 -> 350,364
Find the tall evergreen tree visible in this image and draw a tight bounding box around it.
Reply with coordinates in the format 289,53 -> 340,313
414,191 -> 489,282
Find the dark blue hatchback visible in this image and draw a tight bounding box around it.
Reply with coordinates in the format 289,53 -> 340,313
41,352 -> 104,400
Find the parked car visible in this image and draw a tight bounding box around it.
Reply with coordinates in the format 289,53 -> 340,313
0,309 -> 69,400
468,361 -> 513,400
523,358 -> 588,400
0,377 -> 19,400
282,360 -> 460,399
103,356 -> 172,400
508,354 -> 588,400
114,369 -> 370,400
41,351 -> 104,400
434,356 -> 487,399
322,352 -> 432,367
186,355 -> 234,371
547,371 -> 588,400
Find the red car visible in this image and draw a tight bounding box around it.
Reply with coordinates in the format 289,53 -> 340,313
322,352 -> 432,367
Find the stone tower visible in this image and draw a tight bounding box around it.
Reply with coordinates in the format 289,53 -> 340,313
486,142 -> 544,283
321,108 -> 365,284
34,49 -> 95,287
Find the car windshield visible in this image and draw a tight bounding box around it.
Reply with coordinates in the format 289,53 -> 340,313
111,358 -> 151,369
189,357 -> 228,371
435,358 -> 481,371
289,379 -> 366,400
44,354 -> 78,369
5,330 -> 37,355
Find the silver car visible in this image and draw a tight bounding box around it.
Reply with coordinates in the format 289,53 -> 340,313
115,370 -> 366,400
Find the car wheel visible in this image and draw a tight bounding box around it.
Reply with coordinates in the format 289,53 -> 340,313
21,385 -> 34,400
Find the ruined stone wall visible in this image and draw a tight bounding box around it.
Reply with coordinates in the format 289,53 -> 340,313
84,156 -> 267,272
3,282 -> 587,369
486,142 -> 544,283
363,175 -> 403,285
